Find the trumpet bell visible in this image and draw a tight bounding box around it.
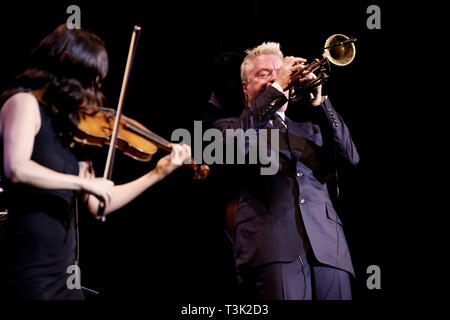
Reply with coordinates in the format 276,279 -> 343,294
324,34 -> 356,66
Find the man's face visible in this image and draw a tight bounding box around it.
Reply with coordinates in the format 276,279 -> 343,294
243,54 -> 283,106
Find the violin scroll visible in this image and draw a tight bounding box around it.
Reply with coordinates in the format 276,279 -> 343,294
193,163 -> 210,180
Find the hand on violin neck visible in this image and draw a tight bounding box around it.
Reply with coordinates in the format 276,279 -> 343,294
154,143 -> 192,178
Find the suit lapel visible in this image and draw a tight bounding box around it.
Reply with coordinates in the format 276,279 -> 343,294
285,116 -> 323,160
264,116 -> 324,162
265,119 -> 291,160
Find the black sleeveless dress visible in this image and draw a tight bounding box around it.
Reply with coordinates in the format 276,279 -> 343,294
0,102 -> 84,300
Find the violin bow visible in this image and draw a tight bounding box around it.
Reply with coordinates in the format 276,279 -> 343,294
98,25 -> 141,222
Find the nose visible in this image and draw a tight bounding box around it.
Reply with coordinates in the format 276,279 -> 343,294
267,70 -> 277,86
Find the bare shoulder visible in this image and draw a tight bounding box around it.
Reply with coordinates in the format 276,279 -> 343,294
0,92 -> 41,134
3,92 -> 40,112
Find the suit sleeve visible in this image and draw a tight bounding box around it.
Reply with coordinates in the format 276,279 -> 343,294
213,86 -> 287,132
318,98 -> 360,166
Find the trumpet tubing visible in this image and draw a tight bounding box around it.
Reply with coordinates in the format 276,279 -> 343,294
288,33 -> 356,102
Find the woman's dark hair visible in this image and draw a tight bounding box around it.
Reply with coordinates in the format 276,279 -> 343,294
0,24 -> 109,143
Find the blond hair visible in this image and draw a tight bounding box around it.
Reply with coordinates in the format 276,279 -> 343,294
240,42 -> 284,82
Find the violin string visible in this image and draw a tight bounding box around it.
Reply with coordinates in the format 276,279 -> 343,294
124,119 -> 201,171
124,121 -> 171,149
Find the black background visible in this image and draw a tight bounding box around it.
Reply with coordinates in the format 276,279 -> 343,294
0,0 -> 428,314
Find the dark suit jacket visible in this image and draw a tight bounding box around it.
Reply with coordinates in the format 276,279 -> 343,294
213,86 -> 359,276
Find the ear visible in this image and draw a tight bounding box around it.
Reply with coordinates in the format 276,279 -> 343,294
242,80 -> 248,95
242,81 -> 249,106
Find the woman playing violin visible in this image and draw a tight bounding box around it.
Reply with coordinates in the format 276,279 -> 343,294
0,24 -> 191,300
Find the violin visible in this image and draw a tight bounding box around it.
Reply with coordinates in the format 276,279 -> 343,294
70,107 -> 210,180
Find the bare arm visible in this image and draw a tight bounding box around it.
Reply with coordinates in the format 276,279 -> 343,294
81,143 -> 191,218
0,92 -> 190,218
0,92 -> 114,204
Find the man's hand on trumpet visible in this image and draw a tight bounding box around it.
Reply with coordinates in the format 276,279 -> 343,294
275,56 -> 323,106
299,72 -> 324,106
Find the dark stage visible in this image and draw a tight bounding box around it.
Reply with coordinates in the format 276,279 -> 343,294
0,0 -> 425,314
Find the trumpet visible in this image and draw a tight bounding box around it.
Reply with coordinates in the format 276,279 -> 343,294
288,34 -> 356,102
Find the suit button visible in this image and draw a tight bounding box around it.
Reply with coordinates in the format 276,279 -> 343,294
300,199 -> 305,204
296,172 -> 303,177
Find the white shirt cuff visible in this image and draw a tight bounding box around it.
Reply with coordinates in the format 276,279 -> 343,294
271,82 -> 284,93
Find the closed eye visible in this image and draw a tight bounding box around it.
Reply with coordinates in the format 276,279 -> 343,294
257,70 -> 271,79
